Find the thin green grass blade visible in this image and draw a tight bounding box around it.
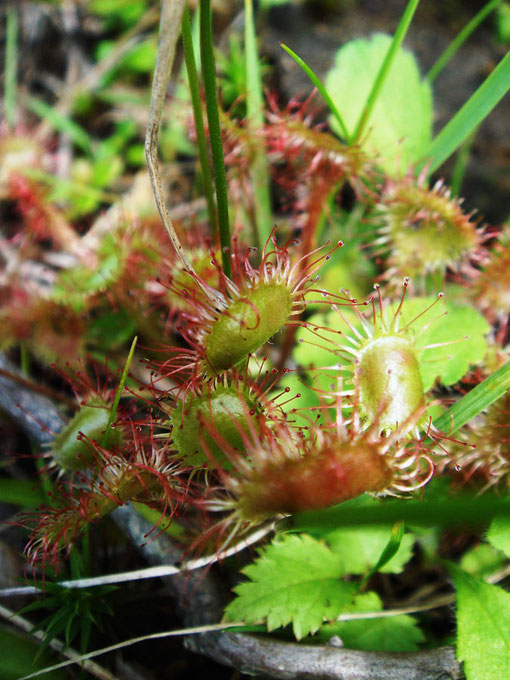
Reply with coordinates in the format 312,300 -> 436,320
182,3 -> 218,237
101,336 -> 137,448
418,50 -> 510,174
432,360 -> 510,435
245,0 -> 273,247
5,7 -> 19,128
360,521 -> 405,588
426,0 -> 504,84
280,43 -> 350,142
0,478 -> 44,507
25,97 -> 93,155
200,0 -> 232,278
351,0 -> 421,143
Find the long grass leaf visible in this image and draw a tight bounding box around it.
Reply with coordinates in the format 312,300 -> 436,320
351,0 -> 421,143
182,4 -> 217,236
245,0 -> 273,247
26,97 -> 93,155
418,50 -> 510,173
5,7 -> 19,128
200,0 -> 232,278
280,43 -> 350,142
426,0 -> 504,84
432,360 -> 510,435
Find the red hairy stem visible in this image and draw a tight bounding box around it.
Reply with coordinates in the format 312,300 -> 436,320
237,440 -> 393,517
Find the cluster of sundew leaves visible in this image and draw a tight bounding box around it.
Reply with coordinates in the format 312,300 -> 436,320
2,2 -> 510,674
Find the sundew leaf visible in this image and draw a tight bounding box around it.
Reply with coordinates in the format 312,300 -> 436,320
325,524 -> 415,575
294,297 -> 489,392
392,297 -> 490,390
223,534 -> 357,640
452,564 -> 510,680
325,33 -> 432,175
316,591 -> 425,651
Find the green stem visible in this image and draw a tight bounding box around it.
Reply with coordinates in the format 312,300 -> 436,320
292,492 -> 510,532
426,0 -> 503,84
279,43 -> 350,142
181,3 -> 218,237
200,0 -> 232,279
4,7 -> 18,128
245,0 -> 273,248
351,0 -> 421,143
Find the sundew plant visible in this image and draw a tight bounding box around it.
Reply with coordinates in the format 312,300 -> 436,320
1,1 -> 510,678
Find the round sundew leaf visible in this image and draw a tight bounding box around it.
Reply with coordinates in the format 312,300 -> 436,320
51,401 -> 121,471
390,297 -> 490,390
204,282 -> 293,374
170,385 -> 259,469
325,33 -> 433,176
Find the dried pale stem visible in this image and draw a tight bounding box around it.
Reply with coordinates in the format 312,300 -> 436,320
145,0 -> 197,275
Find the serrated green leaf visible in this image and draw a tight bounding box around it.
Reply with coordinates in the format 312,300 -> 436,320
224,534 -> 357,640
317,591 -> 425,651
487,513 -> 510,558
452,565 -> 510,680
325,524 -> 415,575
325,34 -> 432,175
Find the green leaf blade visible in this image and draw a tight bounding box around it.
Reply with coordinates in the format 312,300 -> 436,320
419,50 -> 510,173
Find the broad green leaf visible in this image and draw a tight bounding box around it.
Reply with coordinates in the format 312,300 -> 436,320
452,565 -> 510,680
488,513 -> 510,558
325,524 -> 415,575
325,34 -> 432,175
224,534 -> 357,640
317,591 -> 425,651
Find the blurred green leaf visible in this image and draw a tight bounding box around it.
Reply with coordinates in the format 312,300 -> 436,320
487,513 -> 510,558
325,523 -> 414,575
317,591 -> 425,651
452,564 -> 510,680
0,478 -> 44,507
0,625 -> 67,680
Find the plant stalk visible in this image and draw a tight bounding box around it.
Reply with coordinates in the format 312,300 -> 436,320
200,0 -> 232,279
